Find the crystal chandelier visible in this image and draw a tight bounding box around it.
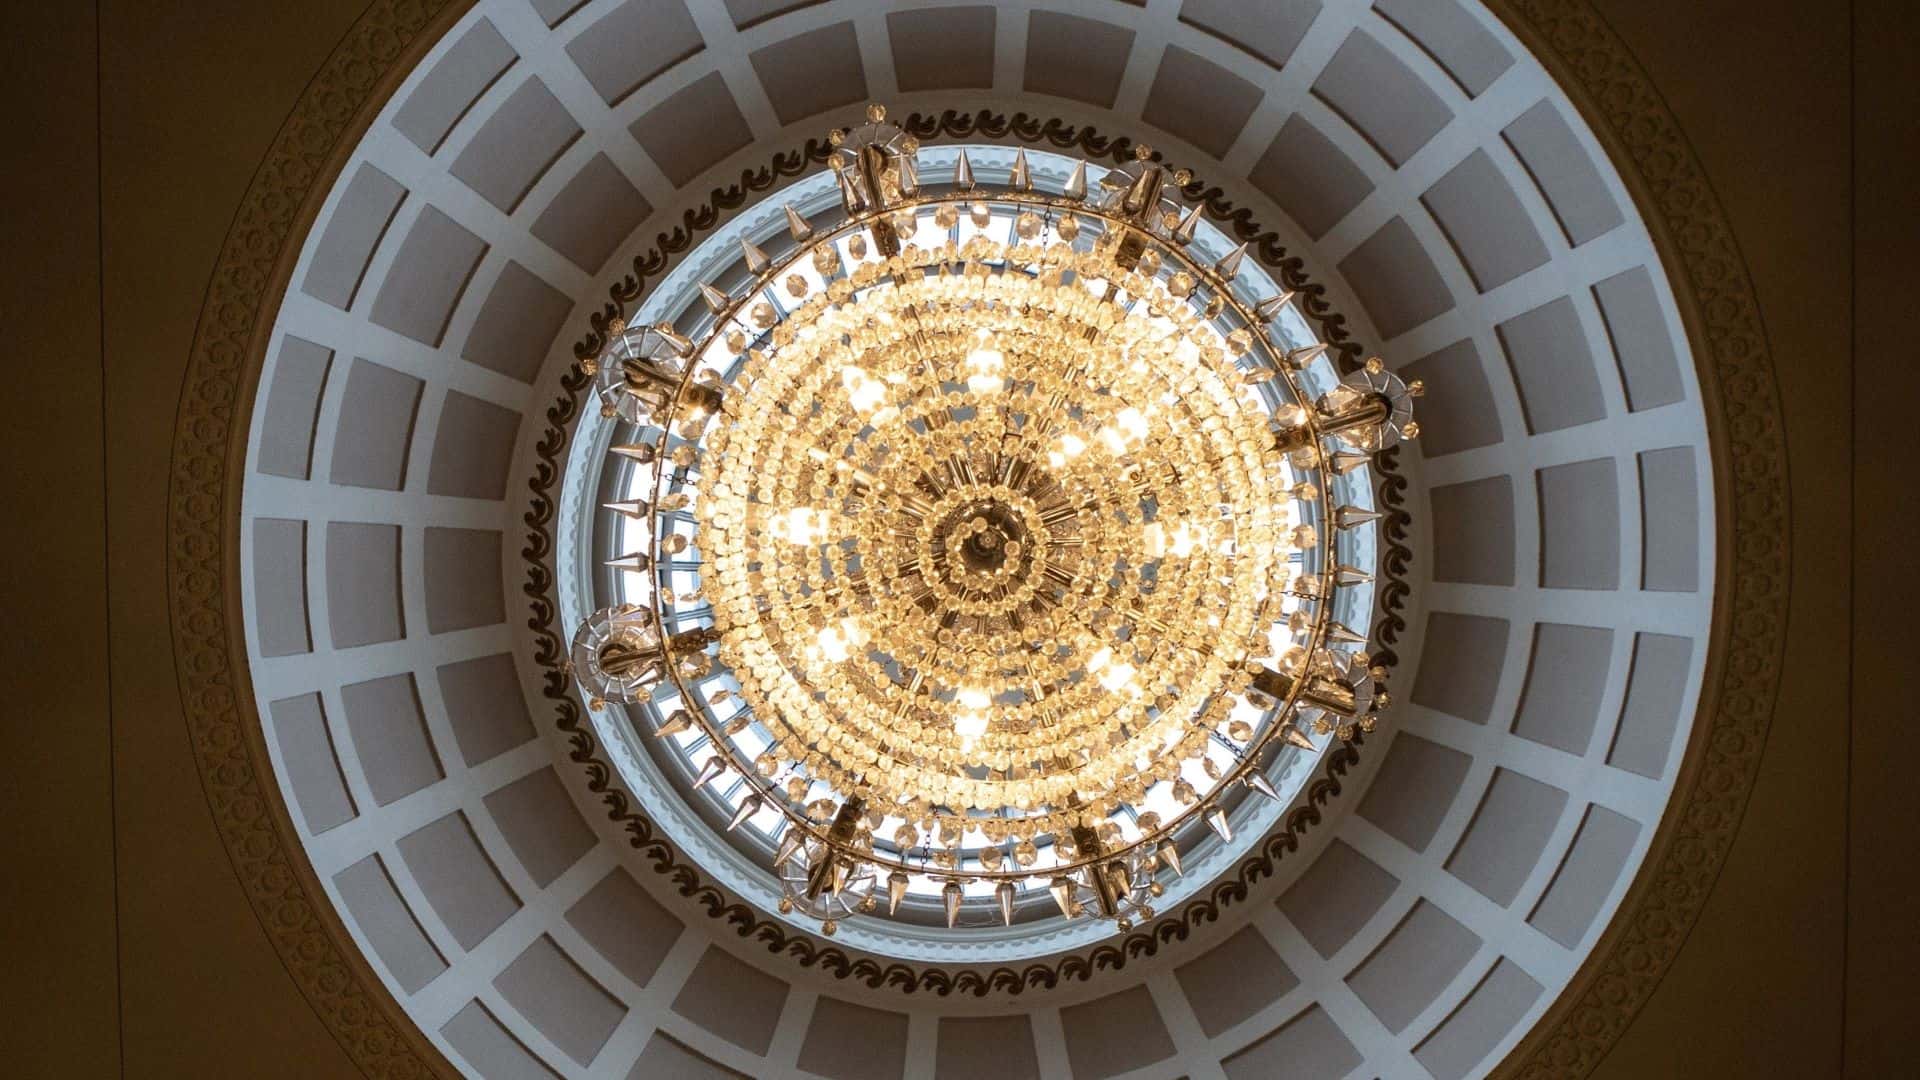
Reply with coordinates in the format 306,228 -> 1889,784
570,106 -> 1420,937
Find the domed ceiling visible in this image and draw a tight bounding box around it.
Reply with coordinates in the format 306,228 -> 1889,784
216,0 -> 1732,1076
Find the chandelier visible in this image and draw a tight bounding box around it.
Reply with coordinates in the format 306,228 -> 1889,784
570,106 -> 1420,937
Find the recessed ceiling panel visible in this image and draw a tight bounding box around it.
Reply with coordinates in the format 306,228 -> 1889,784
427,389 -> 522,500
628,72 -> 753,188
1498,296 -> 1607,435
1247,113 -> 1374,240
333,854 -> 448,993
1141,45 -> 1261,158
751,22 -> 868,126
1312,28 -> 1452,164
1422,148 -> 1549,292
302,163 -> 406,311
1374,0 -> 1514,96
1175,925 -> 1300,1037
340,672 -> 443,806
269,691 -> 354,831
1411,610 -> 1511,725
397,811 -> 522,950
450,77 -> 582,213
532,154 -> 653,273
1222,1005 -> 1362,1079
325,521 -> 405,647
368,206 -> 489,347
436,653 -> 537,766
1537,458 -> 1622,590
1279,838 -> 1400,958
251,519 -> 312,658
1445,768 -> 1570,906
566,0 -> 703,105
565,869 -> 685,989
254,337 -> 332,480
495,935 -> 629,1064
935,1015 -> 1038,1080
1512,621 -> 1615,753
1061,984 -> 1176,1079
1412,958 -> 1543,1079
1178,0 -> 1321,70
393,17 -> 518,154
328,358 -> 422,492
1527,804 -> 1641,947
1024,12 -> 1132,108
422,526 -> 504,633
1345,900 -> 1480,1034
798,998 -> 909,1080
440,1000 -> 557,1080
1503,99 -> 1624,246
1429,475 -> 1516,586
1357,733 -> 1473,854
462,260 -> 573,384
482,766 -> 598,888
1607,632 -> 1695,778
671,947 -> 787,1055
1401,338 -> 1502,457
887,7 -> 995,91
1339,215 -> 1456,339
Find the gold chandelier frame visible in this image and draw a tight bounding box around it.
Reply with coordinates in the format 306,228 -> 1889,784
572,110 -> 1417,930
618,191 -> 1345,881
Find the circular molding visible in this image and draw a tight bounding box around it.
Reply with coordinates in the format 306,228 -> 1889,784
170,4 -> 473,1077
166,0 -> 1787,1077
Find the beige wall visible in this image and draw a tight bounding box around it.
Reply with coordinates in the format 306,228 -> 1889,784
0,1 -> 1910,1076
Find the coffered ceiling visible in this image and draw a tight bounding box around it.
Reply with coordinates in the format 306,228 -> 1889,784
230,1 -> 1720,1077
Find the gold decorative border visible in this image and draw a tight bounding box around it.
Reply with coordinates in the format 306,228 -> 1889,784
1486,0 -> 1788,1074
163,0 -> 1786,1073
167,1 -> 473,1076
525,107 -> 1401,997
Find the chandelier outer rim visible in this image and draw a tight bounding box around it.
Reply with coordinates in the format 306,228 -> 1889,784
165,1 -> 1786,1071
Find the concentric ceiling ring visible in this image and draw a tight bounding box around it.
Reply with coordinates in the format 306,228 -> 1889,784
175,1 -> 1785,1076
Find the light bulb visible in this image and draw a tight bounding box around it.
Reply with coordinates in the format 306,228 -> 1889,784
1098,660 -> 1138,693
841,365 -> 887,413
817,625 -> 850,662
963,346 -> 1005,395
777,507 -> 828,545
955,686 -> 990,746
1142,522 -> 1167,559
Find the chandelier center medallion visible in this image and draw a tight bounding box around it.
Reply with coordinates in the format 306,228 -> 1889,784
571,105 -> 1422,939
